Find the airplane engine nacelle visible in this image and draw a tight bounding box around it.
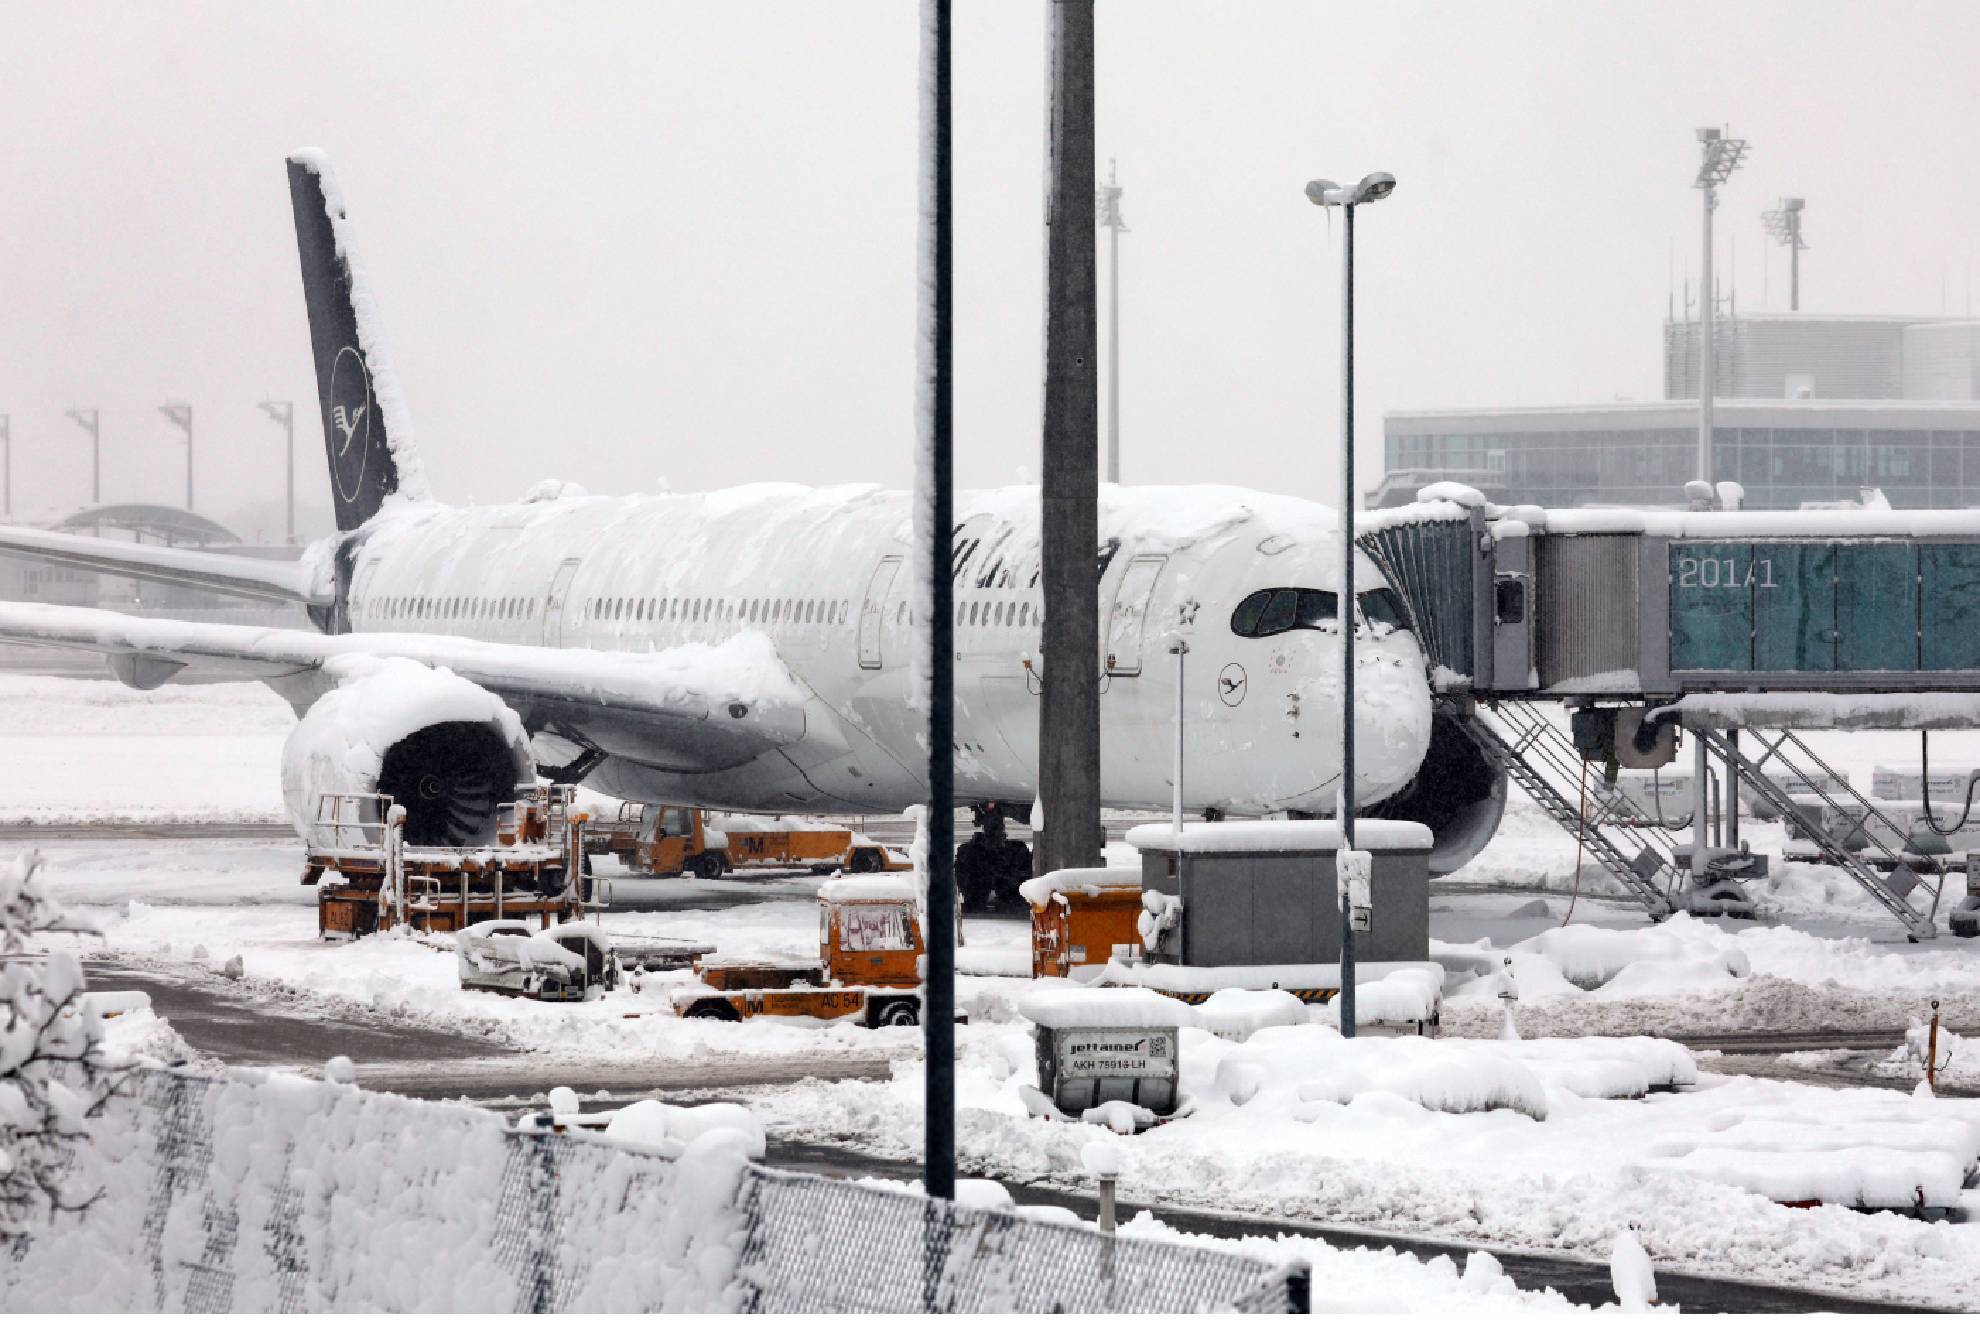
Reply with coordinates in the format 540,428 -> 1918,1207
281,659 -> 535,852
1364,710 -> 1508,877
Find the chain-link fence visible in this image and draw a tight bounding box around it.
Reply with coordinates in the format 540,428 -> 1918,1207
8,1066 -> 1306,1313
733,1163 -> 1305,1314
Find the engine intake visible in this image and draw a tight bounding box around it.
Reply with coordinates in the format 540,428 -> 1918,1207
282,660 -> 534,852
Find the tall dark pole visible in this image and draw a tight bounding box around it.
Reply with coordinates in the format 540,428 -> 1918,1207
160,404 -> 194,512
261,400 -> 297,543
917,0 -> 957,1205
1337,202 -> 1357,1039
1038,0 -> 1104,876
66,408 -> 100,505
1789,209 -> 1801,312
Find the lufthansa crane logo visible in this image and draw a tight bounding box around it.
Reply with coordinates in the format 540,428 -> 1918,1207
1218,662 -> 1247,707
326,344 -> 373,504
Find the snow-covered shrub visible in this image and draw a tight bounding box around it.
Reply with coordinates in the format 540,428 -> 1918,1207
0,852 -> 118,1239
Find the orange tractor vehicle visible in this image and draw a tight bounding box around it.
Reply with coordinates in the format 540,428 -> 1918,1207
602,804 -> 906,880
671,876 -> 925,1027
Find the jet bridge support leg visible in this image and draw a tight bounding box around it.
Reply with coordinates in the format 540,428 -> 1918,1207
1679,726 -> 1761,922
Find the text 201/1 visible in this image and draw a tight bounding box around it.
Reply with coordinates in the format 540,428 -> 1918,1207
1675,556 -> 1776,590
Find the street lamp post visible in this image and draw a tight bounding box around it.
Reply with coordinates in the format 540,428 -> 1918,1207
1762,197 -> 1807,312
1304,170 -> 1395,1040
65,408 -> 101,505
259,400 -> 297,543
1097,161 -> 1128,484
159,404 -> 194,512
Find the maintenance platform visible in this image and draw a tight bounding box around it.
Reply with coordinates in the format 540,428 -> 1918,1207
1363,483 -> 1980,940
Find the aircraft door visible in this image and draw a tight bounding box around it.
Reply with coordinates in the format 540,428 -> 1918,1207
1105,554 -> 1167,676
542,557 -> 582,647
859,557 -> 902,670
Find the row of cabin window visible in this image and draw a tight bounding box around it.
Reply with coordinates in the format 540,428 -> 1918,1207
584,596 -> 852,628
893,599 -> 1040,628
369,595 -> 539,623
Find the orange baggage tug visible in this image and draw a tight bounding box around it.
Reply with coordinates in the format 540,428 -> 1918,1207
671,875 -> 925,1027
305,784 -> 597,938
1021,867 -> 1145,980
605,804 -> 908,880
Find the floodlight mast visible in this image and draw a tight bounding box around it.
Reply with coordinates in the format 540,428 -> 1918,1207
1693,127 -> 1748,485
1762,197 -> 1807,311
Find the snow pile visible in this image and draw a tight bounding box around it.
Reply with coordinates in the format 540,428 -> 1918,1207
1489,1037 -> 1696,1099
1635,1093 -> 1980,1208
1211,1026 -> 1551,1121
1019,986 -> 1200,1030
1123,819 -> 1432,853
2,1067 -> 750,1309
1510,923 -> 1750,992
1195,988 -> 1309,1041
597,1099 -> 766,1159
1318,965 -> 1443,1030
1015,866 -> 1140,909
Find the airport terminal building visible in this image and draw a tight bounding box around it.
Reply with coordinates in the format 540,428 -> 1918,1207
1376,314 -> 1980,510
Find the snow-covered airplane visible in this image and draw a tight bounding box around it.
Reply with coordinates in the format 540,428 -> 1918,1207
0,154 -> 1505,901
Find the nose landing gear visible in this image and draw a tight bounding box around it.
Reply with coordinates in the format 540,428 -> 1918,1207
956,801 -> 1033,914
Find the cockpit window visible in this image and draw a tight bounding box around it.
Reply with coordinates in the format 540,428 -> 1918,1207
1231,587 -> 1338,638
1358,587 -> 1411,632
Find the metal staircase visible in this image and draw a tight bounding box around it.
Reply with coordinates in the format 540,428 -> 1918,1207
1693,726 -> 1942,941
1455,699 -> 1680,919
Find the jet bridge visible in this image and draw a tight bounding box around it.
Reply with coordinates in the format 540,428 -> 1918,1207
1361,489 -> 1980,939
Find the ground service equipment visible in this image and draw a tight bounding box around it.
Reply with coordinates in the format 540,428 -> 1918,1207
305,784 -> 596,937
671,876 -> 924,1027
1022,867 -> 1144,979
605,804 -> 905,879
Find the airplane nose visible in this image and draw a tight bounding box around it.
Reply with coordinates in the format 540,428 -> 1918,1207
1349,644 -> 1434,805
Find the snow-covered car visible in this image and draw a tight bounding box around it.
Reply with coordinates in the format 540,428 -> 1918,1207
456,919 -> 619,1000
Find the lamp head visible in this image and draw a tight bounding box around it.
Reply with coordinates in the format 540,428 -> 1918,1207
1696,126 -> 1722,143
1354,171 -> 1397,203
1306,173 -> 1396,207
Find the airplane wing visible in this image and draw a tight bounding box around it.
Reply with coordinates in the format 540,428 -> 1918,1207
0,524 -> 330,606
0,602 -> 806,773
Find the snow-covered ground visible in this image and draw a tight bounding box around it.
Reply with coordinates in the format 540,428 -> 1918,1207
17,673 -> 1980,1308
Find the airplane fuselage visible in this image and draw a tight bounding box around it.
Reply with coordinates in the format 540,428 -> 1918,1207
341,483 -> 1435,818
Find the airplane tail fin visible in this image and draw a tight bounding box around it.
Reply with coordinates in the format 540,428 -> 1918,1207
286,151 -> 432,532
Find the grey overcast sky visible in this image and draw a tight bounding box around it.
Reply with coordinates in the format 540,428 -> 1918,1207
3,2 -> 1977,539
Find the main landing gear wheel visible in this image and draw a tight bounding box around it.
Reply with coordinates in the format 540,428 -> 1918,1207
957,803 -> 1033,914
